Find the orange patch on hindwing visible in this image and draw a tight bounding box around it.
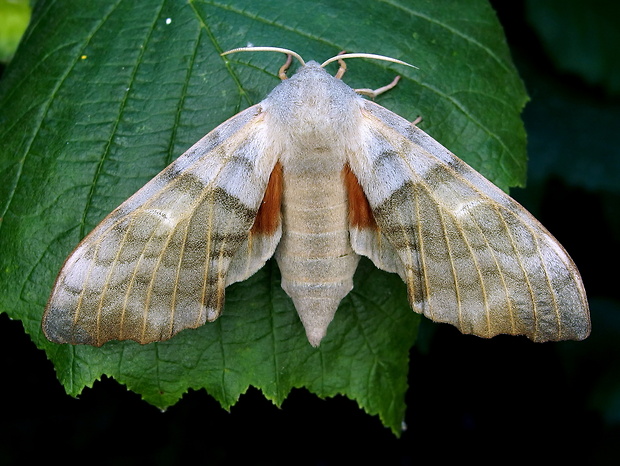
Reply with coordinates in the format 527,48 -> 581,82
343,164 -> 377,229
251,161 -> 283,235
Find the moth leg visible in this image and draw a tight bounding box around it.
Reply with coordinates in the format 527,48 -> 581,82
335,51 -> 348,79
355,75 -> 401,99
411,115 -> 423,126
278,54 -> 293,80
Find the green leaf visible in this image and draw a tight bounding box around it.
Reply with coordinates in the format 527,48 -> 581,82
0,0 -> 527,434
0,0 -> 31,63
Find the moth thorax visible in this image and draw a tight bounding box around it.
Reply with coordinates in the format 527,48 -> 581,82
265,114 -> 361,175
264,65 -> 363,148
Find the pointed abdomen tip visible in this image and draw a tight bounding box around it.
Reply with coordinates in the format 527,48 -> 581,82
306,329 -> 326,347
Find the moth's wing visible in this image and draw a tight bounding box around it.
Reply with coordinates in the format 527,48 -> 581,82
348,100 -> 590,341
43,104 -> 282,346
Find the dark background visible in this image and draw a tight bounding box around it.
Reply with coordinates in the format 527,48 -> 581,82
1,2 -> 618,464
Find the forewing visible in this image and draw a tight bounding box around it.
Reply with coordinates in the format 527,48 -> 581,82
43,105 -> 281,346
349,100 -> 590,341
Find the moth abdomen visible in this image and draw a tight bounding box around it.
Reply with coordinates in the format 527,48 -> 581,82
275,161 -> 360,346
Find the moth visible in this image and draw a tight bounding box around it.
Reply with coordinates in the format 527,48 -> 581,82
43,47 -> 590,347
